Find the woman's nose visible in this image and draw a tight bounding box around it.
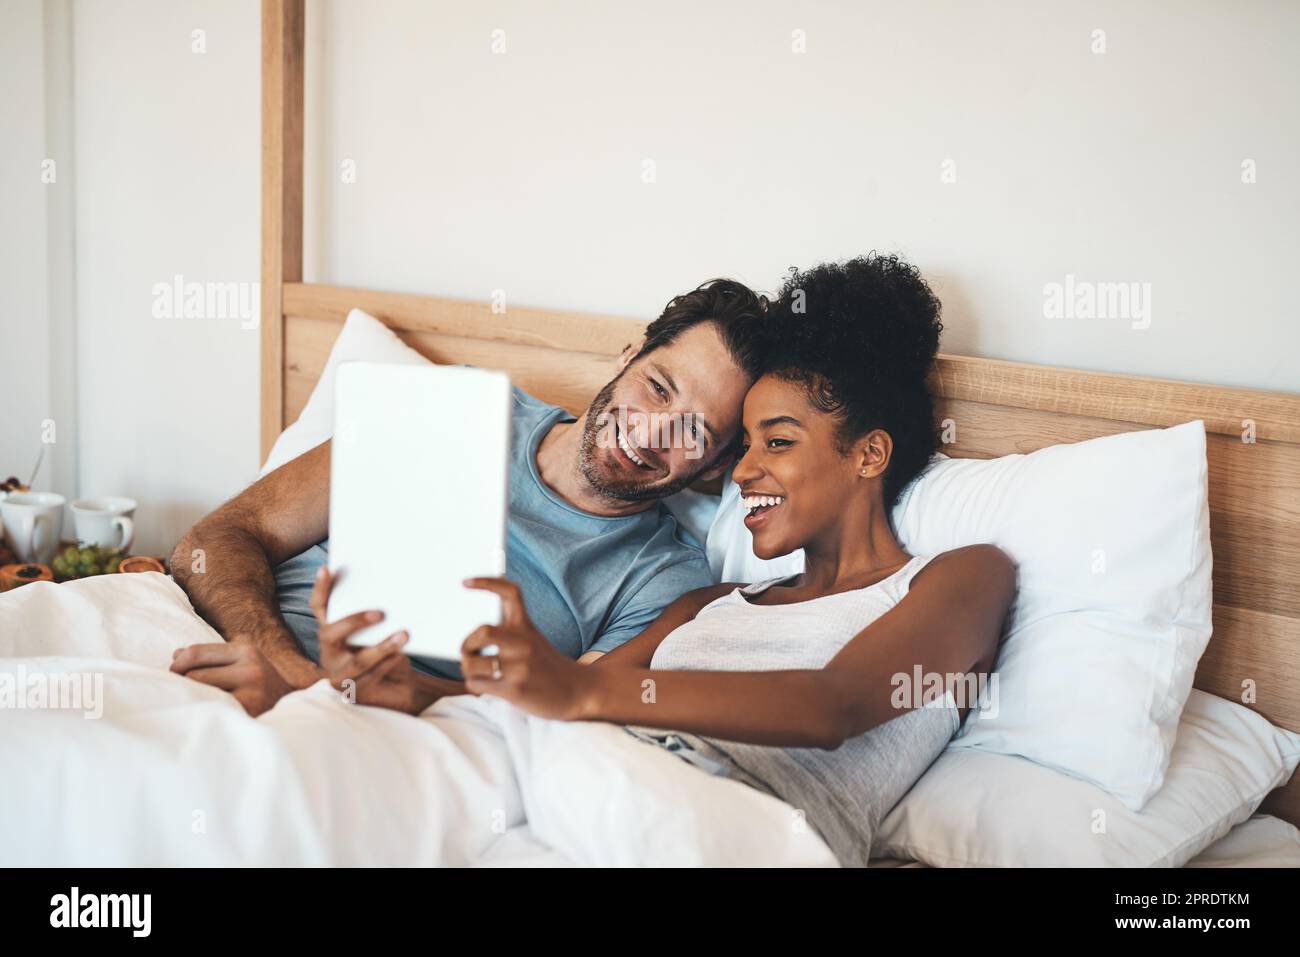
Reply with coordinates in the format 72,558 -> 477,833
731,445 -> 760,485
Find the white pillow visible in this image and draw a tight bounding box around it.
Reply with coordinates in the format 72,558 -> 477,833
705,421 -> 1213,810
260,308 -> 432,476
872,688 -> 1300,867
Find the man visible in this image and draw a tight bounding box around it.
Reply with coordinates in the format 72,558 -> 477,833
169,279 -> 766,716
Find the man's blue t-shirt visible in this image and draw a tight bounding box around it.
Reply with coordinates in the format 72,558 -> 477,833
274,385 -> 713,678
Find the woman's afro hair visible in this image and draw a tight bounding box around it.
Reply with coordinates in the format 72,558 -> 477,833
760,252 -> 944,509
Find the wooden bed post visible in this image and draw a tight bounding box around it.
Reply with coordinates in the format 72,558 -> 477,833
260,0 -> 304,462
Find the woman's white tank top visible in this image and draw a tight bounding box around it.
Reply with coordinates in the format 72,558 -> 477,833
630,554 -> 961,866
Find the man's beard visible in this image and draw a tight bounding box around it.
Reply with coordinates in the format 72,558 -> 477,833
576,371 -> 707,504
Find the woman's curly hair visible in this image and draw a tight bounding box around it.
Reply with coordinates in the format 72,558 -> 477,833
761,253 -> 944,509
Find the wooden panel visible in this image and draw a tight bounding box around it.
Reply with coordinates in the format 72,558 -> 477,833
260,0 -> 304,461
1201,605 -> 1300,829
932,353 -> 1300,444
934,399 -> 1300,620
284,282 -> 643,356
1198,606 -> 1300,730
283,283 -> 1300,443
283,316 -> 622,422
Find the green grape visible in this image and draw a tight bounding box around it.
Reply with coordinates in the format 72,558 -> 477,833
62,546 -> 79,563
85,563 -> 102,576
79,548 -> 96,565
106,557 -> 121,574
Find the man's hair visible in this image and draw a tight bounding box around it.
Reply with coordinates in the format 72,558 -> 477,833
637,279 -> 767,379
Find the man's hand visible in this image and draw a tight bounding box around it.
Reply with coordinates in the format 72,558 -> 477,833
170,642 -> 297,717
311,565 -> 421,714
460,577 -> 595,720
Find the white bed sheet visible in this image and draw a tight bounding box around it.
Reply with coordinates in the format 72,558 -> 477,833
0,573 -> 834,867
3,573 -> 1296,868
477,813 -> 1300,869
868,813 -> 1300,867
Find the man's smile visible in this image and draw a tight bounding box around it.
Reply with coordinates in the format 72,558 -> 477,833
613,421 -> 657,472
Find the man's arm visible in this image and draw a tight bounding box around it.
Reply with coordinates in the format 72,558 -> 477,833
171,439 -> 333,688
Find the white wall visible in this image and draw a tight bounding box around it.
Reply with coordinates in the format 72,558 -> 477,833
4,0 -> 1296,556
0,2 -> 49,478
0,0 -> 66,502
306,0 -> 1298,391
71,0 -> 261,555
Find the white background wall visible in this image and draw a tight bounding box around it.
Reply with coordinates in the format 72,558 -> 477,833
2,0 -> 1297,556
1,1 -> 61,504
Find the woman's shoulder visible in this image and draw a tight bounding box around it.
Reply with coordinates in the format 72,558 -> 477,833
663,581 -> 744,620
910,544 -> 1016,593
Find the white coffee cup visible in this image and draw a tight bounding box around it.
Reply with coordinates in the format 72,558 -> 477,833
1,491 -> 67,564
70,497 -> 136,552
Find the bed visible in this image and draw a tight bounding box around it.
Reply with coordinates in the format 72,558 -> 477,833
2,0 -> 1297,868
260,0 -> 1300,838
1,567 -> 1297,868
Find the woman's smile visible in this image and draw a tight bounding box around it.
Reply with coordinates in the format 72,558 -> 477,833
742,492 -> 786,530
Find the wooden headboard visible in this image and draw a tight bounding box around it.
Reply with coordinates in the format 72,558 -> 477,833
261,0 -> 1300,827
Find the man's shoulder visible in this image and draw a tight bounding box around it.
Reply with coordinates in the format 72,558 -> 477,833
509,383 -> 575,446
511,383 -> 566,419
448,365 -> 565,427
637,506 -> 712,573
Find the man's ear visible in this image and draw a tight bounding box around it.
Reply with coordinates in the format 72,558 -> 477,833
617,337 -> 646,371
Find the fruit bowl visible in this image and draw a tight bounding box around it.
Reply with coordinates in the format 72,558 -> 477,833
0,475 -> 32,497
0,563 -> 54,592
119,556 -> 167,574
52,543 -> 125,581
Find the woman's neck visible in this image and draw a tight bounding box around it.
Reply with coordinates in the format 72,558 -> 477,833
797,504 -> 912,593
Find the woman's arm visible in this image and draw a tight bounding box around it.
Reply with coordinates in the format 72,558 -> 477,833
460,545 -> 1015,748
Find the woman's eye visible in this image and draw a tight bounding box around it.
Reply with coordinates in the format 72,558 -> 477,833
767,438 -> 792,449
650,379 -> 667,399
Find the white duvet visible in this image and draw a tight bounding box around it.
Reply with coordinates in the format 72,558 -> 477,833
0,574 -> 836,867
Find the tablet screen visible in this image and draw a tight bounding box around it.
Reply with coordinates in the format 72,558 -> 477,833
327,361 -> 511,660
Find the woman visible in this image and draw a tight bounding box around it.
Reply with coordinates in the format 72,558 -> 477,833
313,254 -> 1015,865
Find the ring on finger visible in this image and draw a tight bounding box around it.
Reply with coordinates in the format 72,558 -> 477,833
490,657 -> 503,681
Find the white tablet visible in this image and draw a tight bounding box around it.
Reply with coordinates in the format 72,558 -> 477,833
327,361 -> 511,661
